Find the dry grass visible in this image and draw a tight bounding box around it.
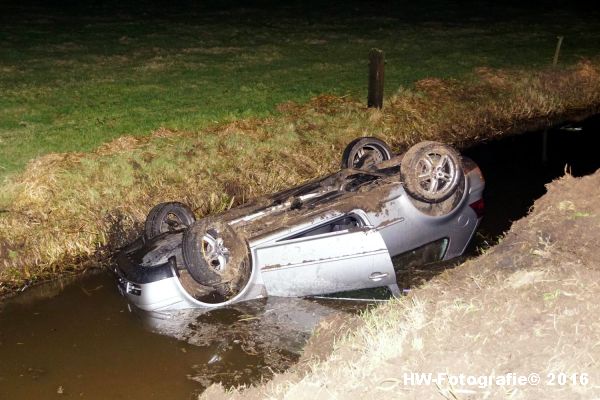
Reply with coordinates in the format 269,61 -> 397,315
201,165 -> 600,400
1,60 -> 600,294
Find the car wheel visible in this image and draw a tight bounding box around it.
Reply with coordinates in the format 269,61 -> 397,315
182,219 -> 250,293
400,141 -> 464,203
145,202 -> 196,239
341,137 -> 392,169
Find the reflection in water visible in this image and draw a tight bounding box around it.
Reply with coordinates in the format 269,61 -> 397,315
0,271 -> 355,399
137,297 -> 345,387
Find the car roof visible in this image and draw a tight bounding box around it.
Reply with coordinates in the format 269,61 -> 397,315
223,169 -> 402,242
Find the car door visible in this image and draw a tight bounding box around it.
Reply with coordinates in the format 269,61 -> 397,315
254,227 -> 396,297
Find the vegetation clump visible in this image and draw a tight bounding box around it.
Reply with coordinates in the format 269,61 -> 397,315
1,61 -> 599,295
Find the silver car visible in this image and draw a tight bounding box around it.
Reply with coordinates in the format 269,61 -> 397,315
115,138 -> 485,311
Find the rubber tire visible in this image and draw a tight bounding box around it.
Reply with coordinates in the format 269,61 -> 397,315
400,141 -> 464,203
341,137 -> 392,169
182,219 -> 250,289
144,202 -> 196,239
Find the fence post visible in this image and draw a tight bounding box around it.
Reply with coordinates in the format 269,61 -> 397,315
553,36 -> 564,66
368,48 -> 384,109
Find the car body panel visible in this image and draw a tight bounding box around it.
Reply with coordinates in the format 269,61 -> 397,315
117,272 -> 187,310
375,172 -> 482,261
256,228 -> 395,297
115,151 -> 485,312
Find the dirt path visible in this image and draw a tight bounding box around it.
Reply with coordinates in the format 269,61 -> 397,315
203,169 -> 600,399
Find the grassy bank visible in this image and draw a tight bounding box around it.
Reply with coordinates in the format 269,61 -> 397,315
0,60 -> 599,295
2,0 -> 600,178
201,167 -> 600,399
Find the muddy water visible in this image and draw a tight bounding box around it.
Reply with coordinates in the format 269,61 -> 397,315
465,115 -> 600,242
1,116 -> 599,399
0,272 -> 362,399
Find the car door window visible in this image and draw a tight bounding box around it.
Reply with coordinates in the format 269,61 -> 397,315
280,215 -> 363,241
391,238 -> 449,270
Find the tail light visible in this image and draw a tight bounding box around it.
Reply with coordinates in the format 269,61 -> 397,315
469,198 -> 485,218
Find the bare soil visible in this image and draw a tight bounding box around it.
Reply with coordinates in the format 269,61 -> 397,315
202,169 -> 600,399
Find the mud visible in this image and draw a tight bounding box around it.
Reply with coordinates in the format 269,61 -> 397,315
178,218 -> 252,301
0,271 -> 365,400
158,297 -> 356,387
225,167 -> 400,241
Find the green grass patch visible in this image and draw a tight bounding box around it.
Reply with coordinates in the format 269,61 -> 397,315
1,0 -> 599,178
1,58 -> 599,292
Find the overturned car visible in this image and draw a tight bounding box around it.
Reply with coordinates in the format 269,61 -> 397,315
115,138 -> 485,311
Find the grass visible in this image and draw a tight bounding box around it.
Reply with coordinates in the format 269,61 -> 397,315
0,0 -> 600,291
1,58 -> 599,294
201,171 -> 600,400
1,0 -> 600,178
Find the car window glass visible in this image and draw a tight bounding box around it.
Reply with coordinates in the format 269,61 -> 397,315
391,238 -> 449,270
280,215 -> 363,241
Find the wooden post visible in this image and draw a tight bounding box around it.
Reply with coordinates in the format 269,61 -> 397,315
552,36 -> 564,66
368,48 -> 384,109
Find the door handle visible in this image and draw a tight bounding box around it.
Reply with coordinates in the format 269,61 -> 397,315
369,272 -> 389,282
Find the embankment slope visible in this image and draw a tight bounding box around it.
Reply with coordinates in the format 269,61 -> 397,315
203,169 -> 600,399
1,61 -> 599,296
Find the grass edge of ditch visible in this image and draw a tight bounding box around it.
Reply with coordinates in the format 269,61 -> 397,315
1,59 -> 600,296
200,167 -> 600,400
